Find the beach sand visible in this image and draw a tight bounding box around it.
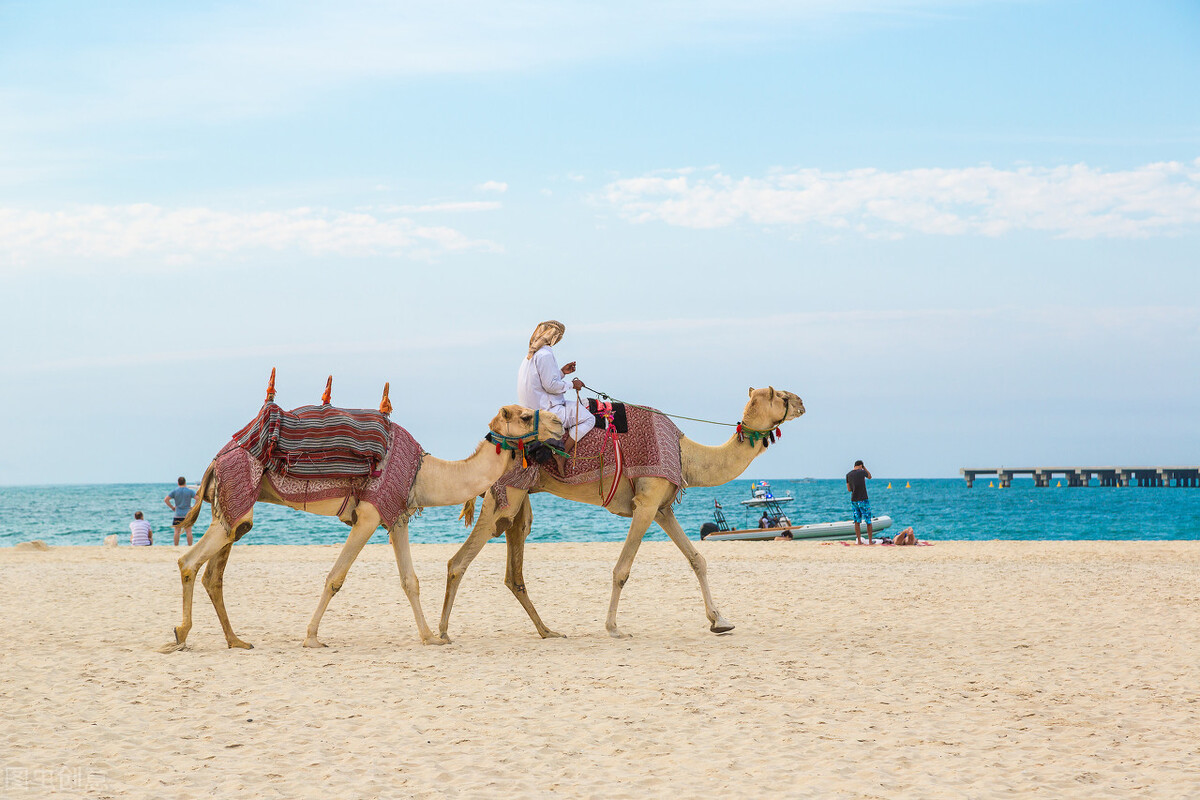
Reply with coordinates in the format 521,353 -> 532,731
2,540 -> 1198,798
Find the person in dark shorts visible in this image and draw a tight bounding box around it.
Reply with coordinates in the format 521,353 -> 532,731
164,477 -> 197,546
846,460 -> 874,544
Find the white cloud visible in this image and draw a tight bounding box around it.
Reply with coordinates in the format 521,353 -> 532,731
475,181 -> 509,194
384,201 -> 502,213
601,159 -> 1200,239
0,204 -> 500,269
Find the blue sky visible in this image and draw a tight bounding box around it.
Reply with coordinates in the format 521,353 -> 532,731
0,0 -> 1197,484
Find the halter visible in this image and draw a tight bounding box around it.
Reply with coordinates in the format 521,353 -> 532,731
485,410 -> 568,468
736,395 -> 791,449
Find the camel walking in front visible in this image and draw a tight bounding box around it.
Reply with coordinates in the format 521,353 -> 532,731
440,386 -> 804,640
161,404 -> 564,652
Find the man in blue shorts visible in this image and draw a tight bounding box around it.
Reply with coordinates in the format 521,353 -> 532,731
846,459 -> 874,545
164,477 -> 197,546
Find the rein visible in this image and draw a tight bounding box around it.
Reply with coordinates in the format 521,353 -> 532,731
585,383 -> 790,450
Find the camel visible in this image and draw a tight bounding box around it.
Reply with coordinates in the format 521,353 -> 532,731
161,378 -> 564,652
438,386 -> 804,640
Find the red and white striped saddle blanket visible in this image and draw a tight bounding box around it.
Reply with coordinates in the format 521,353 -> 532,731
225,402 -> 392,480
214,421 -> 424,531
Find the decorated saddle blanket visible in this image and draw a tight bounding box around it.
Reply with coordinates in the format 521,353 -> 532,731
225,402 -> 392,480
491,403 -> 684,508
214,422 -> 423,530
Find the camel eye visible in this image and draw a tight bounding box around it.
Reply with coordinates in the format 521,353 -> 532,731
521,412 -> 532,422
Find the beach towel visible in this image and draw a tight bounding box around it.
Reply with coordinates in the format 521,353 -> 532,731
491,404 -> 684,509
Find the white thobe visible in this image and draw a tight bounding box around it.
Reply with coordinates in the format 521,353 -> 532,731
517,346 -> 596,440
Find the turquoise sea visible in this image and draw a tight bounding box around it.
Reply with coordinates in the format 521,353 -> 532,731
2,478 -> 1198,547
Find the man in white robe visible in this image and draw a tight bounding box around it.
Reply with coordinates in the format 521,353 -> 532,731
517,320 -> 596,442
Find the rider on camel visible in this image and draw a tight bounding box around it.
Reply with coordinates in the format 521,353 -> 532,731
517,320 -> 597,448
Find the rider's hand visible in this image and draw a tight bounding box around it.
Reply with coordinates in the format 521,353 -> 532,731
561,361 -> 576,375
571,378 -> 584,391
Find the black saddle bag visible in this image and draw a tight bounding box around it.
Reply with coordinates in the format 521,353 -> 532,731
587,399 -> 629,433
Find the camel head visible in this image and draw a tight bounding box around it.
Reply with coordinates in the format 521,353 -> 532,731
741,387 -> 805,435
489,404 -> 565,442
487,405 -> 567,466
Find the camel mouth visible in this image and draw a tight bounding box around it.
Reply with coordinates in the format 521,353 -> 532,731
785,392 -> 805,419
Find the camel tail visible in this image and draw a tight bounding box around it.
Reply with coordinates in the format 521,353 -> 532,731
458,497 -> 478,527
181,462 -> 215,529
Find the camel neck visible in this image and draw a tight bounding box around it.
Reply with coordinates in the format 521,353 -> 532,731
680,433 -> 767,488
411,443 -> 515,508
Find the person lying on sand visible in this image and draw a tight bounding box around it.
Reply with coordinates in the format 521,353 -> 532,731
891,526 -> 917,545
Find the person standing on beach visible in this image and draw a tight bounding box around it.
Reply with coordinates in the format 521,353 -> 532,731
846,460 -> 874,544
164,477 -> 197,546
130,511 -> 153,546
517,320 -> 596,443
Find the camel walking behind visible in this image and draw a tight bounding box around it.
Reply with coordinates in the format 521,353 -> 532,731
440,386 -> 804,640
162,385 -> 564,652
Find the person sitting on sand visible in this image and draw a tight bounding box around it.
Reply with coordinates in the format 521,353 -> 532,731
892,526 -> 918,546
130,511 -> 153,546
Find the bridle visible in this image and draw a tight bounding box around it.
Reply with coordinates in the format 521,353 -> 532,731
736,395 -> 791,449
485,410 -> 567,467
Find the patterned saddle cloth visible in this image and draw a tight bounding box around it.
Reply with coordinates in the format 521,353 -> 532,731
491,403 -> 685,508
224,402 -> 392,480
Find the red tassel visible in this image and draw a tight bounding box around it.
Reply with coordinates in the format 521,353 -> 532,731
776,427 -> 782,437
495,443 -> 502,455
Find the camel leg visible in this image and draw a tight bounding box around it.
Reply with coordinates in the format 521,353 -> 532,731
201,542 -> 253,649
504,495 -> 564,639
303,511 -> 380,648
439,489 -> 523,642
388,518 -> 446,645
159,512 -> 240,653
605,493 -> 658,639
656,507 -> 734,634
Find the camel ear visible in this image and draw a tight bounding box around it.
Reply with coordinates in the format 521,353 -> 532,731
748,387 -> 755,398
502,407 -> 512,421
768,386 -> 776,400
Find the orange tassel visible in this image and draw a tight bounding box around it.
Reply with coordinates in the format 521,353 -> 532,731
379,382 -> 392,415
265,367 -> 276,404
321,376 -> 332,405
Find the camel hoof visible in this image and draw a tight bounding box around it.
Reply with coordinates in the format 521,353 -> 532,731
158,640 -> 187,654
423,635 -> 450,646
608,629 -> 632,640
302,637 -> 327,648
227,639 -> 254,650
710,619 -> 735,634
540,630 -> 566,639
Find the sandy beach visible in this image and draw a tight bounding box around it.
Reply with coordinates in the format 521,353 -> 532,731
2,540 -> 1198,798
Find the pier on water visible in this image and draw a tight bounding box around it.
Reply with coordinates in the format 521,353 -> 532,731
961,466 -> 1200,488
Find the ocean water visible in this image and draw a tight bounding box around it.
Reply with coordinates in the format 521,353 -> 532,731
2,479 -> 1198,548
